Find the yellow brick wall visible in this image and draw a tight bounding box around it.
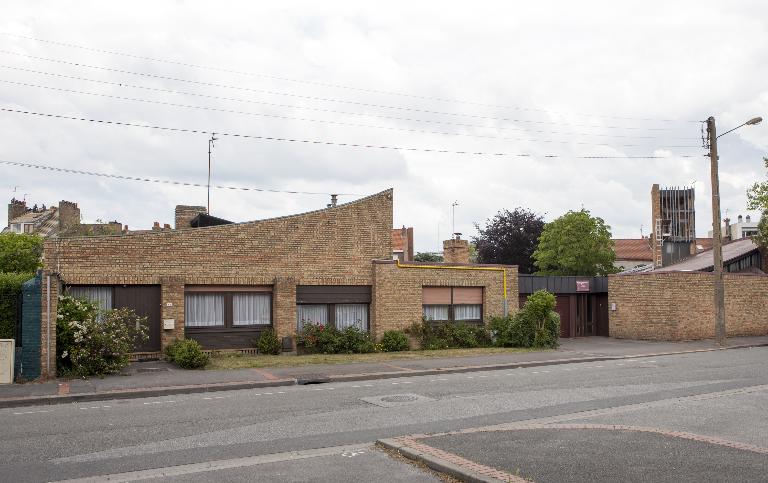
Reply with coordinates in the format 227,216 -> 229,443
371,261 -> 518,339
609,272 -> 768,340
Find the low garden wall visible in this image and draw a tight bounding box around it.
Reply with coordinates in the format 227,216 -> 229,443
609,272 -> 768,340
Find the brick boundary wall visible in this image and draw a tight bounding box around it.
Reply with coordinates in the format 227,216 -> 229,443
609,272 -> 768,340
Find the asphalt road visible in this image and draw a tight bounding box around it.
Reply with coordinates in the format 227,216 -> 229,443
2,346 -> 767,482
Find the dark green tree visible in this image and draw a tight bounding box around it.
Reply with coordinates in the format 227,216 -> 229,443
533,209 -> 618,276
0,233 -> 43,273
747,157 -> 768,247
472,208 -> 544,273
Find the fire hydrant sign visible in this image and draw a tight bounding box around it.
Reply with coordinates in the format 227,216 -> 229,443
0,339 -> 14,384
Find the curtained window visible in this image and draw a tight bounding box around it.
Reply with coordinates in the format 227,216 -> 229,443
422,287 -> 483,322
185,294 -> 225,327
423,305 -> 450,321
233,294 -> 271,326
335,304 -> 368,331
297,304 -> 329,331
454,305 -> 482,321
67,286 -> 113,322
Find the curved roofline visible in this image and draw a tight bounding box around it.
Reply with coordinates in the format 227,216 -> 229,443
48,188 -> 393,241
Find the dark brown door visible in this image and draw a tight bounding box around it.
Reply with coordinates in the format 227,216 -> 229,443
114,286 -> 161,352
575,294 -> 596,337
596,294 -> 609,336
555,295 -> 571,338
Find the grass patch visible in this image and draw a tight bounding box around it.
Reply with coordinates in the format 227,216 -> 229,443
206,346 -> 548,370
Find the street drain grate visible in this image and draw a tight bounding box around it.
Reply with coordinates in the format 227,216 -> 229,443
360,393 -> 435,407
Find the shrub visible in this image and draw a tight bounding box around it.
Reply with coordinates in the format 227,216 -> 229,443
0,272 -> 33,340
56,295 -> 100,372
255,329 -> 281,355
491,290 -> 560,348
408,318 -> 491,350
65,307 -> 149,377
381,330 -> 409,352
296,323 -> 375,354
166,338 -> 209,369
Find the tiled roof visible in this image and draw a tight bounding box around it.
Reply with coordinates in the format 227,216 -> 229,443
655,237 -> 759,272
613,238 -> 653,261
9,208 -> 56,225
392,228 -> 404,251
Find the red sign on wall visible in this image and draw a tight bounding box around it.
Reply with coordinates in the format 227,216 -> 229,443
576,280 -> 590,292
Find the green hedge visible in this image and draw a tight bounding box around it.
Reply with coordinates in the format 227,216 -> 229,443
408,319 -> 492,350
490,290 -> 560,348
0,272 -> 34,339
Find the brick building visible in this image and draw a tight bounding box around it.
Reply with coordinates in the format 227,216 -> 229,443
4,198 -> 122,238
38,189 -> 515,377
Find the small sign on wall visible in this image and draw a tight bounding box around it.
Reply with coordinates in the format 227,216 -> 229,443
163,319 -> 175,330
0,339 -> 15,384
576,280 -> 590,292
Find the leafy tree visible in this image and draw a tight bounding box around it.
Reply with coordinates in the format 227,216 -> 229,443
747,157 -> 768,247
533,209 -> 619,276
414,252 -> 443,262
0,233 -> 43,273
472,208 -> 544,274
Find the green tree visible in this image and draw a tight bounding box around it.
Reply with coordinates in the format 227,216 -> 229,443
747,157 -> 768,247
472,208 -> 545,273
414,252 -> 443,262
533,209 -> 619,276
0,233 -> 43,273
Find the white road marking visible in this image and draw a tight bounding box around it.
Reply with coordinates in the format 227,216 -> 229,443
362,384 -> 373,387
401,381 -> 413,384
142,400 -> 175,405
13,409 -> 52,415
351,385 -> 361,388
53,443 -> 375,482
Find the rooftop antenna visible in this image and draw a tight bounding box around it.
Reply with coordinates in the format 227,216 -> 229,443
23,193 -> 29,202
207,133 -> 218,214
451,201 -> 459,236
640,224 -> 644,238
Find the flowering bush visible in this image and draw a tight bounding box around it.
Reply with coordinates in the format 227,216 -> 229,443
57,295 -> 99,373
57,295 -> 148,377
296,322 -> 374,354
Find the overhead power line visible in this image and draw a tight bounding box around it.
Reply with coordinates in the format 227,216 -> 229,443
0,49 -> 687,132
0,160 -> 358,195
0,78 -> 700,149
0,107 -> 701,159
0,31 -> 697,124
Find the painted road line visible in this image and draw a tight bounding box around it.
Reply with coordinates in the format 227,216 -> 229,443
142,400 -> 175,405
13,409 -> 52,415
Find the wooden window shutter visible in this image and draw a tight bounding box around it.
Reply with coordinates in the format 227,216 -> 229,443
452,287 -> 483,304
422,287 -> 451,305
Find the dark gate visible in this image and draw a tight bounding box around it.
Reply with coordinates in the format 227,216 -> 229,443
114,286 -> 161,352
519,275 -> 609,338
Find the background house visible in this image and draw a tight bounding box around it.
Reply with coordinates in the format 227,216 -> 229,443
4,198 -> 123,237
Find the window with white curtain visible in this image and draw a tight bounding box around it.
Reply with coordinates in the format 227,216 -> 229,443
453,304 -> 482,321
296,304 -> 328,330
423,305 -> 450,321
335,304 -> 368,330
68,286 -> 113,312
185,294 -> 225,327
233,294 -> 271,326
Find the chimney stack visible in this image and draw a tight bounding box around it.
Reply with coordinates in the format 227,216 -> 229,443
7,198 -> 28,225
152,221 -> 160,231
175,205 -> 207,229
443,233 -> 470,264
327,194 -> 338,208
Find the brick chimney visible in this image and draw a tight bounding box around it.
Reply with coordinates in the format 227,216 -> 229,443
58,200 -> 81,232
175,205 -> 207,229
443,233 -> 470,264
7,198 -> 28,225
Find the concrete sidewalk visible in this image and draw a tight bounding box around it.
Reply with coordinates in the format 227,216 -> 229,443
1,336 -> 767,408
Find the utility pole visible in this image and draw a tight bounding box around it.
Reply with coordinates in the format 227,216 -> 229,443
707,117 -> 726,346
207,133 -> 218,214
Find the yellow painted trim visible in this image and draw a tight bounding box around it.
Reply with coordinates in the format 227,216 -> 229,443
395,260 -> 507,300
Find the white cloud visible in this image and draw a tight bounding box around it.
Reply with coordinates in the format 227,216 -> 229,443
0,0 -> 766,252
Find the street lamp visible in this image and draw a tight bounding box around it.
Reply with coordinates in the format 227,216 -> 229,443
706,115 -> 763,346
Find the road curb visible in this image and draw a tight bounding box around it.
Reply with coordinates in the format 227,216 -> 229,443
0,378 -> 295,409
378,438 -> 504,483
2,341 -> 765,409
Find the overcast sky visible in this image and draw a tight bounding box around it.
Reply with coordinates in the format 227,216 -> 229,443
1,1 -> 766,251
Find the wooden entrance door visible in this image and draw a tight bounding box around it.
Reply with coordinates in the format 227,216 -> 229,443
114,286 -> 161,352
575,294 -> 596,337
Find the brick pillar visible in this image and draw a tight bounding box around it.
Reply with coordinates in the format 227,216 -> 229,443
58,200 -> 81,233
160,277 -> 185,350
39,271 -> 59,380
443,237 -> 470,264
273,277 -> 297,349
